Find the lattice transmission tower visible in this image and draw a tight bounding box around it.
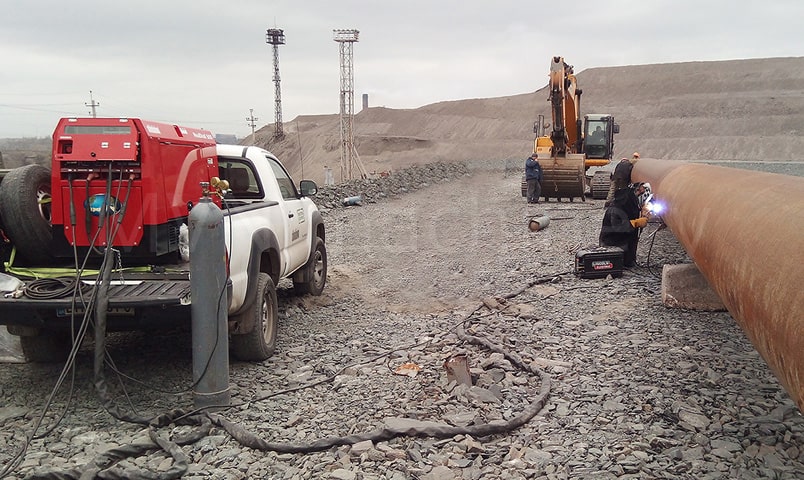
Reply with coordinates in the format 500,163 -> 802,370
333,29 -> 367,181
266,28 -> 286,140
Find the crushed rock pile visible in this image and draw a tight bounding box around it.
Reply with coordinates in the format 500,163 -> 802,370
313,161 -> 471,211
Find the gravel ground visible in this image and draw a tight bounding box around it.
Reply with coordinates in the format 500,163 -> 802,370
1,160 -> 802,480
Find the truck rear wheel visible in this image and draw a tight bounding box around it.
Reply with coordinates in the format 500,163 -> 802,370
293,237 -> 327,296
19,332 -> 70,363
0,164 -> 53,265
231,273 -> 278,361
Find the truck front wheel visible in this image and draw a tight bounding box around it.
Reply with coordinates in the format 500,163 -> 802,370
293,237 -> 327,296
231,273 -> 278,361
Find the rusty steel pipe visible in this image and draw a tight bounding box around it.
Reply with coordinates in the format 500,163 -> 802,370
633,159 -> 804,411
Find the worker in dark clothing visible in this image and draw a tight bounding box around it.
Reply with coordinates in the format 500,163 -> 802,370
599,185 -> 648,267
525,153 -> 543,204
604,152 -> 640,206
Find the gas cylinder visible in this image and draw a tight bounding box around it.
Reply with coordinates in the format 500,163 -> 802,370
188,192 -> 230,409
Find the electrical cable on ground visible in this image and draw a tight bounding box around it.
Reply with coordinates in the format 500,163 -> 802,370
204,274 -> 557,453
21,273 -> 564,479
0,172 -> 202,480
642,217 -> 667,278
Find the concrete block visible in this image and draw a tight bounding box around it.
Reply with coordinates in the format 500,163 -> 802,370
661,264 -> 727,311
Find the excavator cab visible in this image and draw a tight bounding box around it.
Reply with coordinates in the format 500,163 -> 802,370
582,115 -> 619,160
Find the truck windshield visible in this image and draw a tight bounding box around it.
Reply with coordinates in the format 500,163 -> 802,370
63,126 -> 132,135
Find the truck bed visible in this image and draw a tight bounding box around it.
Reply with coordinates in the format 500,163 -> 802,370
0,271 -> 194,329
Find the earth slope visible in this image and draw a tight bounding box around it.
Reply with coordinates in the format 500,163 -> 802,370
256,57 -> 804,185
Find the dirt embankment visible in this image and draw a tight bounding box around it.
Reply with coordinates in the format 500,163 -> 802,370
252,57 -> 804,186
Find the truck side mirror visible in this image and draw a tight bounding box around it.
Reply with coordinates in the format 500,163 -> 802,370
299,180 -> 318,197
613,124 -> 620,134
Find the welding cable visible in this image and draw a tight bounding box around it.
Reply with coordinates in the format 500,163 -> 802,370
100,163 -> 113,248
22,277 -> 92,300
29,273 -> 561,479
107,175 -> 134,248
67,174 -> 82,275
8,173 -> 101,454
43,245 -> 227,478
82,248 -> 191,479
204,285 -> 553,453
0,273 -> 99,478
84,178 -> 92,240
67,173 -> 76,231
644,220 -> 666,279
202,274 -> 560,454
92,251 -> 149,425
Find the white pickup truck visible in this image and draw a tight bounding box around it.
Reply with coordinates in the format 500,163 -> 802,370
0,118 -> 326,362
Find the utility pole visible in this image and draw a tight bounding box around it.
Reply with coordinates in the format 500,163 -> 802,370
246,109 -> 258,143
333,28 -> 367,181
266,28 -> 286,140
85,90 -> 99,117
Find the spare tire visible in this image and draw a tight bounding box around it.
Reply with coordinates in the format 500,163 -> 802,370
0,164 -> 53,265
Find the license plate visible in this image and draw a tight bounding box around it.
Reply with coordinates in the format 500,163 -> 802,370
57,306 -> 136,317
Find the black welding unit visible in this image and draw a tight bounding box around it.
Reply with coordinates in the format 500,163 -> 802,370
575,246 -> 624,279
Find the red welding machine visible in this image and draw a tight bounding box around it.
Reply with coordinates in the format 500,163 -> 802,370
50,117 -> 219,262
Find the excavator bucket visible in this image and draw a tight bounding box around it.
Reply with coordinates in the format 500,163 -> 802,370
540,154 -> 586,201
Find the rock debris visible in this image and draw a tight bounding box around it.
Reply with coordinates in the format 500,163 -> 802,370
0,160 -> 801,479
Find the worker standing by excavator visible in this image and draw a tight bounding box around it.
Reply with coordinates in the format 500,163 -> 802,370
525,152 -> 543,204
604,152 -> 640,206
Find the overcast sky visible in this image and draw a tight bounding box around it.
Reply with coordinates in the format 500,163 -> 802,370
1,0 -> 801,139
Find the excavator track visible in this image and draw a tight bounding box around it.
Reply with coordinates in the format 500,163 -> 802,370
590,170 -> 611,199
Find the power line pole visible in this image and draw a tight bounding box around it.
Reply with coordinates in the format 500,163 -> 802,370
333,28 -> 367,181
266,28 -> 286,140
85,90 -> 99,117
246,109 -> 258,143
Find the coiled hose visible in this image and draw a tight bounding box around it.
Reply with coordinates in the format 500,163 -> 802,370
23,277 -> 92,300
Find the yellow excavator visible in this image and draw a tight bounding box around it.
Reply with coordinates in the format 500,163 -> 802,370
532,56 -> 619,201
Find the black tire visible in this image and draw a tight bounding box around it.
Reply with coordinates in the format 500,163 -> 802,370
20,332 -> 70,363
293,237 -> 327,296
0,164 -> 53,265
231,273 -> 278,361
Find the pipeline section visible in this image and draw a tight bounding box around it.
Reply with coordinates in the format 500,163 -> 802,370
633,159 -> 804,411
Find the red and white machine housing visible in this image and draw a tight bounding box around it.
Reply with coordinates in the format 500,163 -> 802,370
50,117 -> 220,262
